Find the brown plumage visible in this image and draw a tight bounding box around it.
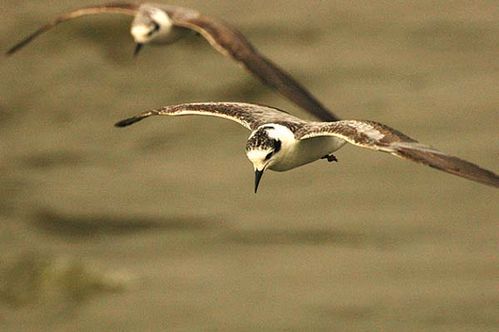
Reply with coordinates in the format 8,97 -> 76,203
6,2 -> 339,122
298,121 -> 499,188
115,102 -> 499,189
5,2 -> 139,56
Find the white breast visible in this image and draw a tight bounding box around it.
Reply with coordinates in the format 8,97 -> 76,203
269,135 -> 346,172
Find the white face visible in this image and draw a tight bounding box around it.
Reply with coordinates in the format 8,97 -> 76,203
246,148 -> 275,172
245,124 -> 293,171
130,8 -> 173,44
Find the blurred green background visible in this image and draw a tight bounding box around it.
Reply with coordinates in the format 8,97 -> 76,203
0,0 -> 498,330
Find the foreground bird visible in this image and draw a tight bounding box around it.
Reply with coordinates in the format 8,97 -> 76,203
6,2 -> 338,122
115,102 -> 499,192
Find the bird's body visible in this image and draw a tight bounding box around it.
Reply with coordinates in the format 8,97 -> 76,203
6,2 -> 338,122
246,124 -> 346,172
130,3 -> 193,45
115,102 -> 499,192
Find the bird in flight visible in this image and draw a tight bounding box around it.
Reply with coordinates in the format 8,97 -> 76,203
115,102 -> 499,193
6,2 -> 339,122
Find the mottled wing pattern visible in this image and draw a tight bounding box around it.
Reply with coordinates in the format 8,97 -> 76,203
115,102 -> 305,131
6,2 -> 139,55
168,11 -> 339,122
298,120 -> 499,188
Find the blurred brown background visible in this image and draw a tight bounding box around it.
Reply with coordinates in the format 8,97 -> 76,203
0,0 -> 498,330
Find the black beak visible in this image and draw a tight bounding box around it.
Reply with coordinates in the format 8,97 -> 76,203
134,43 -> 143,57
254,169 -> 264,193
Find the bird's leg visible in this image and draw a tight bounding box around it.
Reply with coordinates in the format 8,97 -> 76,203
322,154 -> 338,162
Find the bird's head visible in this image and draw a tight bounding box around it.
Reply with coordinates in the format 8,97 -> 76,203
246,124 -> 293,193
130,7 -> 173,56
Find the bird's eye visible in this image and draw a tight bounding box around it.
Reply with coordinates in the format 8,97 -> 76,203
265,152 -> 273,160
147,22 -> 161,36
274,140 -> 282,153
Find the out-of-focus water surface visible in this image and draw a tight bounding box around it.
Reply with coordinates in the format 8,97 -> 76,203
1,0 -> 498,330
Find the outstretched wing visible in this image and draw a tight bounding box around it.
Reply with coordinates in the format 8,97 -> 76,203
6,2 -> 139,55
298,120 -> 499,188
115,102 -> 304,131
166,9 -> 339,122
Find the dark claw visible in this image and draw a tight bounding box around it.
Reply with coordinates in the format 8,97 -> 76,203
322,154 -> 338,162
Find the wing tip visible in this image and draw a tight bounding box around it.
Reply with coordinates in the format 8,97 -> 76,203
5,27 -> 49,56
396,147 -> 499,189
5,43 -> 25,56
115,109 -> 165,128
114,116 -> 144,127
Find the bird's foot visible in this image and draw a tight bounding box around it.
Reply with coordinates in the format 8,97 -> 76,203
322,154 -> 338,162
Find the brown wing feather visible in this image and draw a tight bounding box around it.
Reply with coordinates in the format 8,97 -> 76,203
169,13 -> 339,122
6,2 -> 139,56
299,120 -> 499,188
394,145 -> 499,188
115,102 -> 305,131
